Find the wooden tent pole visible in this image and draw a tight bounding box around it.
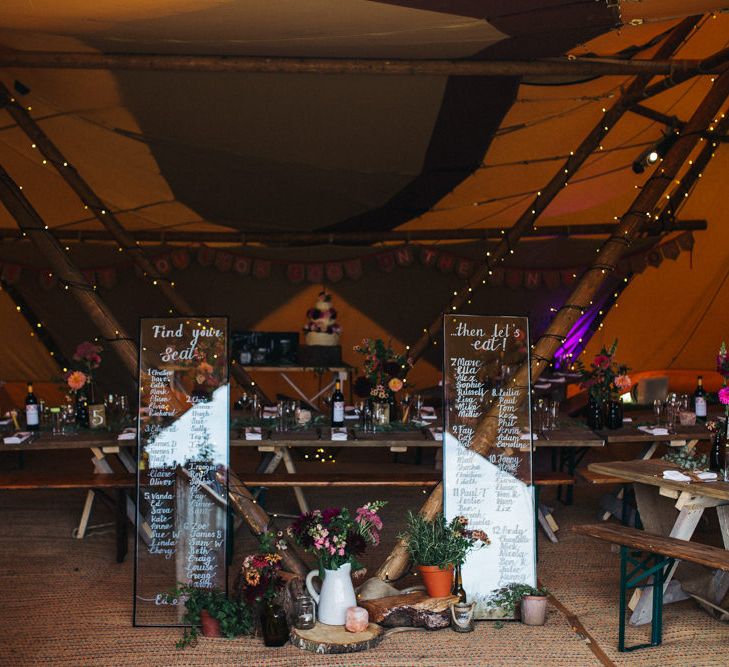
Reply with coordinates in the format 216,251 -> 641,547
378,69 -> 729,582
0,163 -> 307,574
0,164 -> 138,375
405,17 -> 700,367
375,20 -> 708,583
0,52 -> 723,77
0,83 -> 263,401
0,220 -> 708,245
469,69 -> 729,456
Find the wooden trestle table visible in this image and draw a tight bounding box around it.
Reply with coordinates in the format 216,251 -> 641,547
588,458 -> 729,626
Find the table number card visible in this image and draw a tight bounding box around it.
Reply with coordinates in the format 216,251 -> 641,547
443,314 -> 536,619
134,317 -> 229,626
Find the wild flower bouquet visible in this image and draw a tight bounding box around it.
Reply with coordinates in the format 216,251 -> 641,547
289,501 -> 386,574
576,339 -> 631,403
64,341 -> 103,397
717,342 -> 729,411
239,529 -> 288,606
240,552 -> 284,604
353,338 -> 413,402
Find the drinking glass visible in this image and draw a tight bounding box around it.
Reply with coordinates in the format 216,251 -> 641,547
653,399 -> 663,428
549,400 -> 559,430
533,398 -> 546,433
665,395 -> 678,433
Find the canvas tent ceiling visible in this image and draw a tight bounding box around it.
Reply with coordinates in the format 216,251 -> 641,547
0,1 -> 728,387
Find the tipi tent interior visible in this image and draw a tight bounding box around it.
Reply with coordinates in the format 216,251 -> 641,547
3,2 -> 729,665
1,2 -> 729,406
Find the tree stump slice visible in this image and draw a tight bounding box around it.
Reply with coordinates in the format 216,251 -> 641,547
290,623 -> 384,654
360,591 -> 459,630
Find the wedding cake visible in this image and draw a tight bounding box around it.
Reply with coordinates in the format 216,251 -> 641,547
303,292 -> 341,346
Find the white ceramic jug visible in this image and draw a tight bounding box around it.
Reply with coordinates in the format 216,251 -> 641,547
305,562 -> 356,625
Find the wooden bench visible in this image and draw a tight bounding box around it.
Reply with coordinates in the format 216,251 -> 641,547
577,469 -> 630,485
577,468 -> 634,522
534,473 -> 575,543
573,523 -> 729,652
0,471 -> 135,563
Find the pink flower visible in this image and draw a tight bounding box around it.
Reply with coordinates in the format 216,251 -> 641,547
719,386 -> 729,406
614,374 -> 632,391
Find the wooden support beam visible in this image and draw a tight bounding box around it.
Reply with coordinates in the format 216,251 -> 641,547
0,82 -> 264,402
0,162 -> 290,561
375,19 -> 702,582
0,220 -> 708,246
0,164 -> 138,376
0,52 -> 723,77
470,69 -> 729,460
642,45 -> 729,100
629,104 -> 682,128
406,17 -> 700,367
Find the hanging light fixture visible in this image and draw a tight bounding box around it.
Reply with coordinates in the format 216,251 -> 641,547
632,124 -> 680,174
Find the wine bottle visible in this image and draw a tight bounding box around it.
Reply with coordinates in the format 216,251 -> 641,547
25,381 -> 40,431
694,376 -> 707,422
331,380 -> 345,427
452,563 -> 467,603
75,386 -> 90,428
710,424 -> 725,473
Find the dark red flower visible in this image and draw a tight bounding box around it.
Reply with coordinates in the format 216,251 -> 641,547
346,531 -> 366,556
353,376 -> 372,398
321,507 -> 341,524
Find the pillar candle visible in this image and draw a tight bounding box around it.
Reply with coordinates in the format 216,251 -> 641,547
345,606 -> 368,633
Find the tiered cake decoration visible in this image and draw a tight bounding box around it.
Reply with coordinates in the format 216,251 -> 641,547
304,292 -> 341,346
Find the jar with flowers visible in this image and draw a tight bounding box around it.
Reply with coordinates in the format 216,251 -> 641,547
353,338 -> 413,426
64,341 -> 103,428
576,340 -> 631,430
240,531 -> 289,646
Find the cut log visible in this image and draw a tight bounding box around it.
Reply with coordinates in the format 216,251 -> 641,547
290,623 -> 383,654
359,591 -> 459,630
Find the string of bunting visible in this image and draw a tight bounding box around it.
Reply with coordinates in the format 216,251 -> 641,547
0,232 -> 694,291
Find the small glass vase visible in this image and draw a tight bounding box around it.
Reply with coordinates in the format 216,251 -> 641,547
373,401 -> 390,427
586,397 -> 603,430
260,601 -> 289,647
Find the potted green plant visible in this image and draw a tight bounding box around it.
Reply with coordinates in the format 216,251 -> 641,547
166,584 -> 252,649
489,583 -> 549,626
399,512 -> 489,598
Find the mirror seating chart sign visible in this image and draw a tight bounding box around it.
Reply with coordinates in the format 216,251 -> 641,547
134,317 -> 229,625
443,314 -> 536,619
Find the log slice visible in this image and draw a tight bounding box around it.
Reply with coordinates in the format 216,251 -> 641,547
291,622 -> 384,654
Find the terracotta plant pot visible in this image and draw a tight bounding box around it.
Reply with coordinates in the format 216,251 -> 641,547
199,609 -> 222,637
520,595 -> 548,626
417,564 -> 454,598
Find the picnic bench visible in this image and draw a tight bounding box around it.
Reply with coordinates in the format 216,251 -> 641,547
573,523 -> 729,651
0,470 -> 135,563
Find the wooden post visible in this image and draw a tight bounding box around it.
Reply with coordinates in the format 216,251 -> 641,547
377,33 -> 728,584
469,68 -> 729,458
0,163 -> 305,569
0,219 -> 708,245
0,164 -> 138,375
0,52 -> 721,77
406,17 -> 700,366
0,83 -> 263,401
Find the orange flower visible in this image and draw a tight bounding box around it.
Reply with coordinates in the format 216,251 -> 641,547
67,371 -> 87,391
388,377 -> 403,392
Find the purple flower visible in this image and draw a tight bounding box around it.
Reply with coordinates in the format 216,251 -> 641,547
719,386 -> 729,406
